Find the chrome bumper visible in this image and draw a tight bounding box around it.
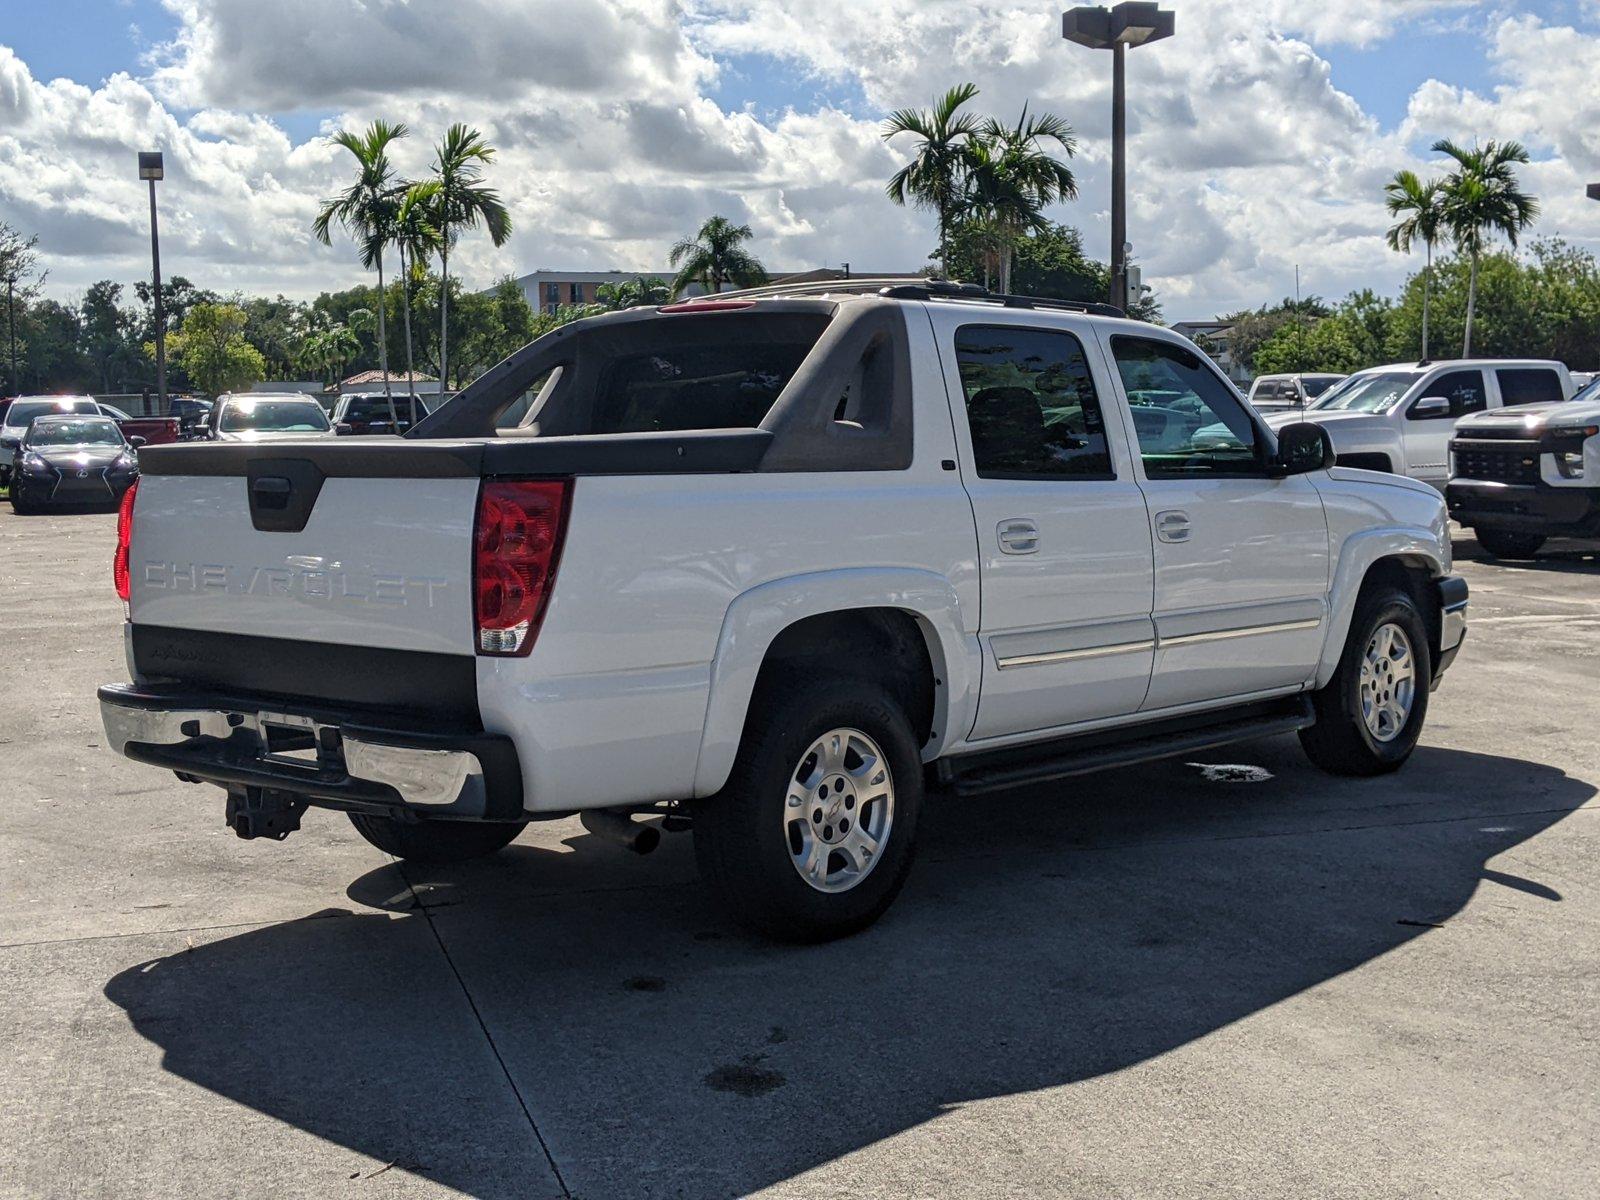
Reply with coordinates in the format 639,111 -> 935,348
98,684 -> 518,816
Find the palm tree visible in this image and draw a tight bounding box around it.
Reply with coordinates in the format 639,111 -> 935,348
595,275 -> 670,311
392,180 -> 442,393
1385,170 -> 1446,360
883,83 -> 983,274
958,108 -> 1078,294
669,216 -> 768,297
430,124 -> 512,391
299,323 -> 361,388
1432,139 -> 1540,357
313,119 -> 407,422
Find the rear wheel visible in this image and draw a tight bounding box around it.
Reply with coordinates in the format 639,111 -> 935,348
348,813 -> 526,863
692,679 -> 922,942
1299,587 -> 1431,777
1474,527 -> 1545,560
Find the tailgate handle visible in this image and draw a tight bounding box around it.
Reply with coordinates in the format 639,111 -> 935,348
251,476 -> 293,511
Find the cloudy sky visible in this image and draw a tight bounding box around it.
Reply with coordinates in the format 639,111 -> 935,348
2,0 -> 1597,320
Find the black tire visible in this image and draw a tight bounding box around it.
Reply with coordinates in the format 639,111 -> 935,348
692,678 -> 923,942
1299,587 -> 1432,777
348,813 -> 526,863
1474,527 -> 1545,560
9,489 -> 30,515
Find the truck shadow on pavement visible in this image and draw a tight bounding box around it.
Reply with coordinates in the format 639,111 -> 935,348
104,743 -> 1592,1199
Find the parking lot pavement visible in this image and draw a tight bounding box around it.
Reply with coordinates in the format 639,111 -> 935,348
2,505 -> 1597,1200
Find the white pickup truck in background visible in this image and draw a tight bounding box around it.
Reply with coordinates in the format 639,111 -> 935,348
1268,358 -> 1574,489
1448,375 -> 1600,559
100,281 -> 1468,940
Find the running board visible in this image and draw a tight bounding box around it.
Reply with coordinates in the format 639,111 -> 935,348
941,696 -> 1315,797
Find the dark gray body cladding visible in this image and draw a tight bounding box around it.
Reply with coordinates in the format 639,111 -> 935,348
137,298 -> 915,479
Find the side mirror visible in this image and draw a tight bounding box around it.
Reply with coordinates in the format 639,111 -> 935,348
1410,395 -> 1451,420
1269,422 -> 1335,477
334,422 -> 354,436
128,435 -> 147,448
0,436 -> 17,450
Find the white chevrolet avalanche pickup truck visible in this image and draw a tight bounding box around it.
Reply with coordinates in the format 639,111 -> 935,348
1267,358 -> 1573,489
100,281 -> 1468,941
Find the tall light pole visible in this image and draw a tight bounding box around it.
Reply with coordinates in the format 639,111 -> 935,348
1063,3 -> 1175,311
139,151 -> 167,411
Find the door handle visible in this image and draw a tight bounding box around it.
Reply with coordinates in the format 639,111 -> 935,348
1155,509 -> 1191,543
997,518 -> 1040,555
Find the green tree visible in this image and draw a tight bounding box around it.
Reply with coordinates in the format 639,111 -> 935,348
1384,170 -> 1445,360
430,124 -> 512,390
669,215 -> 768,297
0,223 -> 44,394
161,302 -> 266,396
238,295 -> 310,381
1432,139 -> 1540,357
956,107 -> 1077,293
595,275 -> 670,310
1253,312 -> 1364,375
940,221 -> 1160,320
80,281 -> 142,392
299,319 -> 362,387
883,82 -> 983,273
314,119 -> 408,419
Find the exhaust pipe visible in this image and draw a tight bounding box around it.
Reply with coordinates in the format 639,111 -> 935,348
580,808 -> 661,855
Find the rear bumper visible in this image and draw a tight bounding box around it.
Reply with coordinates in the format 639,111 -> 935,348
98,682 -> 524,820
1447,480 -> 1600,537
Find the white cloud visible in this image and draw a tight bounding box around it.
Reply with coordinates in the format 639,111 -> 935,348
0,0 -> 1596,321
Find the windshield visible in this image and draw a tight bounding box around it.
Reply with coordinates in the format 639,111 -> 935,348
1570,377 -> 1600,405
27,418 -> 124,447
1309,371 -> 1415,414
6,399 -> 100,428
220,399 -> 331,433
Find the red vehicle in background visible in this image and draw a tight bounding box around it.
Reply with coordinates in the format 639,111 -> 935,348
98,403 -> 181,446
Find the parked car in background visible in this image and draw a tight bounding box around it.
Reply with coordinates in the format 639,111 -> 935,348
1247,373 -> 1346,414
205,393 -> 334,442
101,281 -> 1467,941
0,396 -> 103,490
331,391 -> 430,436
1267,359 -> 1574,490
167,397 -> 214,440
98,403 -> 182,447
1447,375 -> 1600,559
9,414 -> 140,513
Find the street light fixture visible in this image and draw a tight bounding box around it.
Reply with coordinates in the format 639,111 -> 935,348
1588,183 -> 1600,202
1063,2 -> 1175,310
139,151 -> 167,411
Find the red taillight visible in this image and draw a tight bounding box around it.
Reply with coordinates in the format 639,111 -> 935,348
657,300 -> 756,313
114,480 -> 138,602
473,480 -> 570,656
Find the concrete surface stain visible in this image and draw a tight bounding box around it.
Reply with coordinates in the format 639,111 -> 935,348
704,1056 -> 786,1097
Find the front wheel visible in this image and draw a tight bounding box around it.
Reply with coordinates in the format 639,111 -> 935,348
1474,527 -> 1545,560
1299,587 -> 1432,777
348,812 -> 526,863
692,679 -> 923,942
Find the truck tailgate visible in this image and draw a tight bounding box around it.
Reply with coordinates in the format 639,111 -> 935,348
130,469 -> 477,656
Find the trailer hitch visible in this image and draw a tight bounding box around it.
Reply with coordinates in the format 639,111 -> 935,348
225,786 -> 309,841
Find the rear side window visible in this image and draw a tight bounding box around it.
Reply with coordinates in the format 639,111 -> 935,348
1497,368 -> 1564,407
592,342 -> 814,433
954,324 -> 1113,479
1303,376 -> 1339,398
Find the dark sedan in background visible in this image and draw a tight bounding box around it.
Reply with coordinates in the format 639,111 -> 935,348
8,414 -> 140,514
331,391 -> 431,435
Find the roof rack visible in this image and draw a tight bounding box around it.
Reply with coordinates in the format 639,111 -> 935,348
696,277 -> 1126,318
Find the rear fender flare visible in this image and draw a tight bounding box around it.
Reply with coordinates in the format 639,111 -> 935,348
692,568 -> 977,797
1315,528 -> 1447,687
